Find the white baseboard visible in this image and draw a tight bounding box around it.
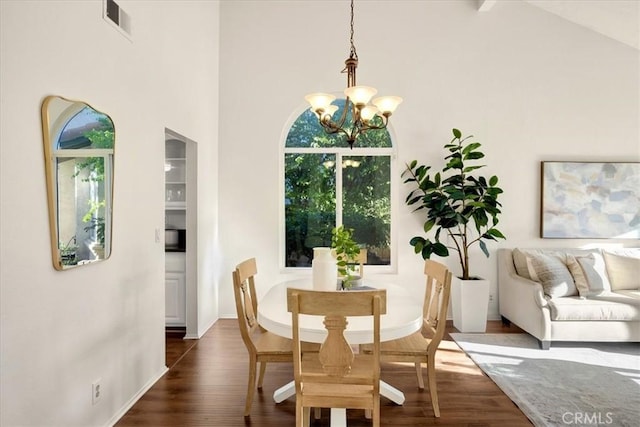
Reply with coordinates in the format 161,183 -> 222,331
183,333 -> 200,339
183,317 -> 218,339
106,365 -> 168,427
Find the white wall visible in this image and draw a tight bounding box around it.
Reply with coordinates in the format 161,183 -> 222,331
218,1 -> 639,318
1,0 -> 638,425
0,1 -> 219,426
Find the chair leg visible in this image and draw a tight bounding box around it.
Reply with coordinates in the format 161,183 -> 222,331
296,400 -> 302,427
427,356 -> 440,417
257,361 -> 267,388
414,361 -> 425,390
302,406 -> 311,427
314,407 -> 321,419
365,408 -> 372,419
373,399 -> 380,427
244,357 -> 257,416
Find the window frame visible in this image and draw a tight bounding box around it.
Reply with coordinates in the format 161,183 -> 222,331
279,103 -> 399,274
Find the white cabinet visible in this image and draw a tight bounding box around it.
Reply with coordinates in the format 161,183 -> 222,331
165,252 -> 186,327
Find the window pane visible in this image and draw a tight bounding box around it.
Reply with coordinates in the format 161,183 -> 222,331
285,153 -> 336,267
342,156 -> 391,265
58,106 -> 114,150
56,157 -> 107,265
286,100 -> 391,148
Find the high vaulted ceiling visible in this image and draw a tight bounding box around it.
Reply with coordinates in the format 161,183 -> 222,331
480,0 -> 639,50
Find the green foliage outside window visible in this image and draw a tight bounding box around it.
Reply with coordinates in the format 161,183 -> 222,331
73,117 -> 115,181
72,115 -> 114,247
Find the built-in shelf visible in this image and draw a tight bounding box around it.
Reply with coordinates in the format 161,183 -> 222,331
165,138 -> 187,327
165,140 -> 186,210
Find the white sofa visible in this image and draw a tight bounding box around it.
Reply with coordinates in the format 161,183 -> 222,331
498,247 -> 640,349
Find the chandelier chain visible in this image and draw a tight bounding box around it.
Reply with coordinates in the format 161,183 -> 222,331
349,0 -> 357,60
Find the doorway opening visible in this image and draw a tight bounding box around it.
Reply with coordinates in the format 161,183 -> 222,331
164,129 -> 198,345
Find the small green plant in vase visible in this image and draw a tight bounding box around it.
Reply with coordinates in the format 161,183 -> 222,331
331,225 -> 361,289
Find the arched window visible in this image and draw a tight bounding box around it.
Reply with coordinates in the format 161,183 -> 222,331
283,99 -> 395,269
53,107 -> 114,265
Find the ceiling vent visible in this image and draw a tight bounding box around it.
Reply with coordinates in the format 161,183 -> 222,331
103,0 -> 132,41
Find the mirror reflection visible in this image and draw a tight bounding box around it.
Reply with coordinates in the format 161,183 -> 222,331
41,96 -> 115,270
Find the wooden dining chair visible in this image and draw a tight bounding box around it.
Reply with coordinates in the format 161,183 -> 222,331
232,258 -> 294,417
361,259 -> 452,417
351,248 -> 368,278
287,288 -> 387,427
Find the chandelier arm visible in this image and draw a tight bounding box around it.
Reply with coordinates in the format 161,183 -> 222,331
320,112 -> 349,134
362,115 -> 390,132
319,120 -> 344,134
320,120 -> 352,141
320,97 -> 357,133
351,115 -> 390,139
334,97 -> 352,129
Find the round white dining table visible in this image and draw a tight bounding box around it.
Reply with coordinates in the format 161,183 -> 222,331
257,279 -> 423,427
258,279 -> 423,344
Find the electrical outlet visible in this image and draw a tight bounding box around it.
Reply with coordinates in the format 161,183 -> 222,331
489,294 -> 494,302
92,379 -> 102,405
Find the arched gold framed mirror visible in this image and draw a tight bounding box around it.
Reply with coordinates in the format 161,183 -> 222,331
41,95 -> 115,270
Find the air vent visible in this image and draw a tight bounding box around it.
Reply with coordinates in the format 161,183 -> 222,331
103,0 -> 132,41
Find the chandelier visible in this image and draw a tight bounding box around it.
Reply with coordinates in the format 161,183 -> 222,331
304,0 -> 402,149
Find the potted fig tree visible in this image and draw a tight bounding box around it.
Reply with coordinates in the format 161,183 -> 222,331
402,128 -> 505,332
331,225 -> 362,289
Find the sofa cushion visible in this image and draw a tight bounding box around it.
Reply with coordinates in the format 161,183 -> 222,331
512,248 -> 561,280
603,250 -> 640,291
547,292 -> 640,321
615,289 -> 640,299
527,253 -> 578,298
566,255 -> 590,296
566,253 -> 612,296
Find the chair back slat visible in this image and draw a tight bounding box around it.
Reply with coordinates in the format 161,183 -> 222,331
232,258 -> 260,351
347,248 -> 368,278
423,260 -> 452,344
318,315 -> 354,377
287,289 -> 386,380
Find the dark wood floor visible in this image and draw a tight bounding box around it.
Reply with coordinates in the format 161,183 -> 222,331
116,320 -> 532,426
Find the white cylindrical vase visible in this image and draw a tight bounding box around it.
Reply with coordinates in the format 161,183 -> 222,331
312,247 -> 338,291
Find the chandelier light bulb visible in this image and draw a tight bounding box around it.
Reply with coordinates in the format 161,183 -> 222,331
321,105 -> 339,121
305,93 -> 336,112
343,86 -> 377,107
360,105 -> 378,122
372,96 -> 403,115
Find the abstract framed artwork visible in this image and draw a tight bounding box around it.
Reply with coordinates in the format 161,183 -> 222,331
540,161 -> 640,239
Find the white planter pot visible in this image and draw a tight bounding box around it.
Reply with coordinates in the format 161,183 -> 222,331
312,247 -> 338,291
451,276 -> 490,333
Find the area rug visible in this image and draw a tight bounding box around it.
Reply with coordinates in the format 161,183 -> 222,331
450,333 -> 640,427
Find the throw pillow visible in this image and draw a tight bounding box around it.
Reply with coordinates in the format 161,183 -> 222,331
512,248 -> 563,280
527,253 -> 578,298
565,254 -> 589,297
575,253 -> 611,295
603,250 -> 640,291
512,248 -> 535,279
